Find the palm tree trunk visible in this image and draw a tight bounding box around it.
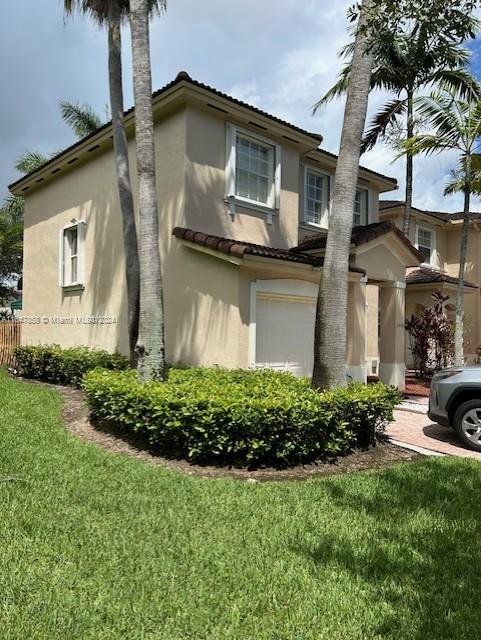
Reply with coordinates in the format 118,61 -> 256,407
108,5 -> 140,367
130,0 -> 166,381
403,89 -> 414,237
312,0 -> 374,390
454,158 -> 471,366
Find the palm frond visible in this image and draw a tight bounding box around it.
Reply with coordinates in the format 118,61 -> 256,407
444,159 -> 481,197
361,99 -> 406,153
444,173 -> 466,196
398,134 -> 455,160
15,151 -> 51,175
430,68 -> 481,101
63,0 -> 165,24
59,101 -> 104,138
313,65 -> 351,111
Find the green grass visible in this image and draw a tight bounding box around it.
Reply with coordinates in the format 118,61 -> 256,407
1,371 -> 481,639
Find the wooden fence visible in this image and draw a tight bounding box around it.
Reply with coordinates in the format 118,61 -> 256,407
0,321 -> 20,368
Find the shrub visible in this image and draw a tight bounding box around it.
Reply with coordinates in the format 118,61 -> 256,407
405,290 -> 454,378
12,344 -> 128,387
83,367 -> 400,468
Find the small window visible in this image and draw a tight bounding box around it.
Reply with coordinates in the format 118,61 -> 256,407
417,226 -> 433,264
354,188 -> 368,226
225,125 -> 281,212
59,222 -> 85,287
304,170 -> 330,227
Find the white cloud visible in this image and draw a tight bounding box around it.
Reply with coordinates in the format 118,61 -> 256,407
228,80 -> 261,107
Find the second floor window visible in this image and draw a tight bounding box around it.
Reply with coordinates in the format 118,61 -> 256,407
59,221 -> 85,287
416,226 -> 434,264
236,134 -> 274,206
304,169 -> 329,227
225,125 -> 281,213
354,188 -> 368,226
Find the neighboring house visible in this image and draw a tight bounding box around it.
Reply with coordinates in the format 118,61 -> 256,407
9,72 -> 422,390
379,200 -> 480,365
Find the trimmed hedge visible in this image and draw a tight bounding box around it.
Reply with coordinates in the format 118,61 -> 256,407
12,345 -> 128,387
83,367 -> 400,468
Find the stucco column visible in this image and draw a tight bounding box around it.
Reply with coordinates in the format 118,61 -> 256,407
379,281 -> 406,390
346,276 -> 368,383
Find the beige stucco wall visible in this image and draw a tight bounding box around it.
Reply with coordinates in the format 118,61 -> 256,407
21,141 -> 131,353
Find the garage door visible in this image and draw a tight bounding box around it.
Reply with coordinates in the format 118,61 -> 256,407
255,294 -> 316,377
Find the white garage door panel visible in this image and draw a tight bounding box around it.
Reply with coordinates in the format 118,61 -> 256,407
255,295 -> 316,377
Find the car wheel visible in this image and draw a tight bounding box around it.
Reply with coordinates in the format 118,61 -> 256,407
453,400 -> 481,452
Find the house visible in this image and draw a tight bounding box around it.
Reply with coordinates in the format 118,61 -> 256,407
9,72 -> 423,390
379,200 -> 480,365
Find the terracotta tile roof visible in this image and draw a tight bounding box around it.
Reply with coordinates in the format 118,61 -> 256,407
406,266 -> 478,289
292,220 -> 424,262
10,71 -> 396,193
172,227 -> 366,274
379,199 -> 481,222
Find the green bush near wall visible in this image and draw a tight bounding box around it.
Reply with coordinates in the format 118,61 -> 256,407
12,345 -> 129,387
83,367 -> 400,468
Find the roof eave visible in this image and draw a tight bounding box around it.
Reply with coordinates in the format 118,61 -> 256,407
10,75 -> 324,195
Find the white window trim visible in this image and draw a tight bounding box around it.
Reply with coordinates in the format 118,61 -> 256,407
415,223 -> 437,267
225,123 -> 281,218
59,220 -> 86,288
301,165 -> 331,229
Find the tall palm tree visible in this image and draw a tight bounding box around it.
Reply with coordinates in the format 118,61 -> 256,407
317,18 -> 480,237
63,1 -> 147,366
402,89 -> 481,364
312,0 -> 374,390
129,0 -> 166,381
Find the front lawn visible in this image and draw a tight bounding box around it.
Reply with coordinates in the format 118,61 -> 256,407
1,371 -> 480,639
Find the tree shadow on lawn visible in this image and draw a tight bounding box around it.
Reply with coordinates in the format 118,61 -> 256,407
291,459 -> 481,640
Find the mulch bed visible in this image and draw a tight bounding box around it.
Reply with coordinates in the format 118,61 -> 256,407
368,373 -> 431,398
21,377 -> 421,482
405,376 -> 431,397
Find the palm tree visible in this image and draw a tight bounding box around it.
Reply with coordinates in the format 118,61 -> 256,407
7,100 -> 105,225
312,0 -> 374,390
63,1 -> 146,366
16,100 -> 104,175
1,196 -> 24,224
402,89 -> 481,364
317,17 -> 480,237
129,0 -> 167,381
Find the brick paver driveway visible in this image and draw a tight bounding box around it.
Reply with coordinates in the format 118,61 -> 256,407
388,409 -> 481,460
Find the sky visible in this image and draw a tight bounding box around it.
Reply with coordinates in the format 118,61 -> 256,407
2,0 -> 481,212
